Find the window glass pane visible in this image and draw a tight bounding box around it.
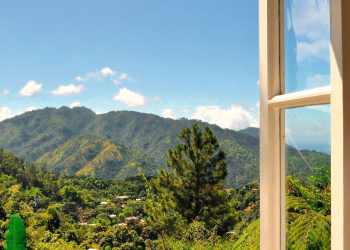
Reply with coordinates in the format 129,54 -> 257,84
284,0 -> 330,93
285,105 -> 331,249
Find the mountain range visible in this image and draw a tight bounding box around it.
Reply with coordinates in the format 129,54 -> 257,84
0,106 -> 329,187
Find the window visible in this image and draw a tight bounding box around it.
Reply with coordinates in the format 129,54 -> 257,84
259,0 -> 349,249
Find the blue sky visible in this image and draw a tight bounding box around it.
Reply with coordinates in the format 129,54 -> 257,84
0,0 -> 331,153
0,0 -> 260,130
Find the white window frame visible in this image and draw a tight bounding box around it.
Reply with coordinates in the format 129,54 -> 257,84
259,0 -> 349,249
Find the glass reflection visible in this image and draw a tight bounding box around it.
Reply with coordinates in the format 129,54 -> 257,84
284,105 -> 331,249
284,0 -> 330,93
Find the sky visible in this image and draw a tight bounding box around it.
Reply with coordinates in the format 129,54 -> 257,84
0,0 -> 259,131
0,0 -> 331,152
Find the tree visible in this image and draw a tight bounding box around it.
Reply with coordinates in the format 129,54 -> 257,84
5,214 -> 27,250
147,123 -> 238,235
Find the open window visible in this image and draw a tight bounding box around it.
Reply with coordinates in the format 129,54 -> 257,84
259,0 -> 349,249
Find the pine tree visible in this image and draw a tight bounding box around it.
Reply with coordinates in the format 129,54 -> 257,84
5,214 -> 27,250
149,123 -> 238,235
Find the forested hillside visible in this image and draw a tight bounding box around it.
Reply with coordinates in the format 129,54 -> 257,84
0,123 -> 331,249
34,135 -> 158,180
0,147 -> 261,249
0,107 -> 330,187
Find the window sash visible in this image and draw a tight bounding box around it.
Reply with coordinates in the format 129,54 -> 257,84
258,0 -> 350,249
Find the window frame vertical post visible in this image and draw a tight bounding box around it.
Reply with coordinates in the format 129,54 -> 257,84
259,0 -> 282,249
330,0 -> 350,249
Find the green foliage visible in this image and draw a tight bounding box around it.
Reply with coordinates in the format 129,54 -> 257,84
0,113 -> 332,249
288,213 -> 330,250
5,214 -> 26,250
0,149 -> 150,249
146,124 -> 238,236
286,167 -> 331,249
35,135 -> 158,180
232,219 -> 260,250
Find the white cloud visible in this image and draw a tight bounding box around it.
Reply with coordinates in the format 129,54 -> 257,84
76,67 -> 116,82
19,80 -> 42,96
70,101 -> 81,108
0,107 -> 13,121
2,89 -> 10,96
290,0 -> 330,62
75,76 -> 85,81
100,67 -> 116,76
162,109 -> 176,119
26,106 -> 37,112
193,105 -> 258,130
113,72 -> 133,84
76,67 -> 135,86
297,40 -> 329,63
51,84 -> 84,96
292,0 -> 329,40
114,88 -> 146,107
306,74 -> 330,89
182,108 -> 192,114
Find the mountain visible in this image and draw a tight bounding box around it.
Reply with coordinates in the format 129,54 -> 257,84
0,107 -> 96,161
239,127 -> 259,138
34,135 -> 158,180
0,107 -> 330,187
81,111 -> 259,164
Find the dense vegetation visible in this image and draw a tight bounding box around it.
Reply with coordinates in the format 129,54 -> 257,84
0,107 -> 329,187
0,123 -> 331,249
35,135 -> 158,180
0,147 -> 260,249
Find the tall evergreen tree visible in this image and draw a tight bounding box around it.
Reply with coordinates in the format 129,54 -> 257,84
148,123 -> 238,235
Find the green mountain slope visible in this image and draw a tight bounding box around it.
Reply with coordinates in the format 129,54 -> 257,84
0,107 -> 96,161
0,107 -> 330,187
81,111 -> 259,162
35,135 -> 157,180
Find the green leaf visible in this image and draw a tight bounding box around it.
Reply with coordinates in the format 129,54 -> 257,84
5,214 -> 27,250
288,212 -> 330,250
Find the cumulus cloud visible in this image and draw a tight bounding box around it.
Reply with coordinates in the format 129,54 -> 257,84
19,80 -> 42,96
0,107 -> 13,121
192,105 -> 258,130
70,101 -> 81,108
76,67 -> 134,85
2,89 -> 10,96
51,84 -> 84,96
162,109 -> 176,119
114,88 -> 146,107
76,67 -> 116,82
100,67 -> 116,76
